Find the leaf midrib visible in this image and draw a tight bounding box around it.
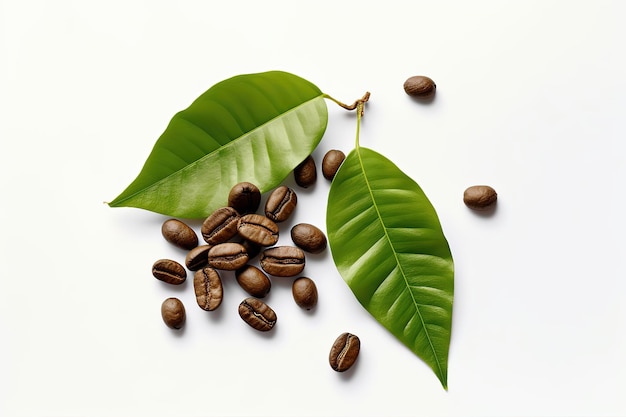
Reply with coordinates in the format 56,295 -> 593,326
113,94 -> 324,205
355,146 -> 445,384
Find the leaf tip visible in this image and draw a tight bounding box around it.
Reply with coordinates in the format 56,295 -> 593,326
438,374 -> 449,391
104,199 -> 120,208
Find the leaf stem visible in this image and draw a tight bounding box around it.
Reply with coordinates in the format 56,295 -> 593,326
323,92 -> 370,149
355,98 -> 364,150
324,92 -> 370,116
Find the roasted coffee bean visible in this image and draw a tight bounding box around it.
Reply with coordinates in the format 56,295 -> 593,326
193,267 -> 223,311
228,182 -> 261,215
238,297 -> 277,332
329,332 -> 360,372
240,240 -> 262,260
161,297 -> 186,329
185,244 -> 212,271
237,214 -> 279,247
236,265 -> 271,298
293,155 -> 317,188
292,277 -> 318,310
322,150 -> 345,180
201,207 -> 240,245
260,246 -> 305,277
290,223 -> 327,254
208,242 -> 249,270
403,75 -> 436,99
152,259 -> 186,285
463,185 -> 497,210
161,219 -> 198,250
264,186 -> 297,222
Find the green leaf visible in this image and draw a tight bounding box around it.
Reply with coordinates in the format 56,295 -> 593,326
326,146 -> 454,389
108,71 -> 328,218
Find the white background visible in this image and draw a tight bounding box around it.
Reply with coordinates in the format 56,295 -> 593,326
1,1 -> 625,416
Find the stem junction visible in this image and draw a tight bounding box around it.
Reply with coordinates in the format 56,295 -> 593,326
324,91 -> 370,117
324,91 -> 370,149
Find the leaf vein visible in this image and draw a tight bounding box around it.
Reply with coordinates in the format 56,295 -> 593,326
355,146 -> 446,384
112,95 -> 324,206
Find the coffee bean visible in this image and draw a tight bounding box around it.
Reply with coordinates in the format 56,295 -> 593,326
260,246 -> 305,277
201,207 -> 240,245
236,265 -> 271,298
403,75 -> 436,99
238,297 -> 277,332
185,244 -> 212,271
228,182 -> 261,215
240,239 -> 262,260
292,277 -> 318,310
161,219 -> 198,250
152,259 -> 186,285
463,185 -> 497,210
290,223 -> 327,254
208,242 -> 249,270
237,214 -> 279,247
293,155 -> 317,188
329,332 -> 360,372
193,267 -> 223,311
161,297 -> 186,329
322,150 -> 345,180
264,186 -> 297,222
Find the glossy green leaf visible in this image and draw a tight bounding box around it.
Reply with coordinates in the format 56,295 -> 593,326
327,146 -> 454,389
108,71 -> 328,218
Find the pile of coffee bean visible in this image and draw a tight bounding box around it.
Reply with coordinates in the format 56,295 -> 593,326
154,182 -> 320,329
151,150 -> 359,372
